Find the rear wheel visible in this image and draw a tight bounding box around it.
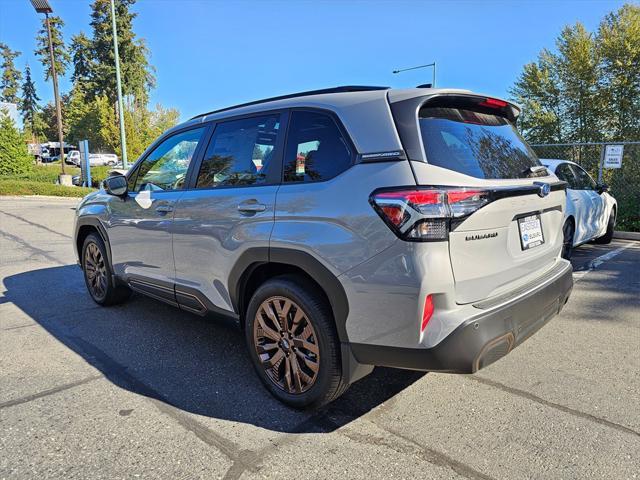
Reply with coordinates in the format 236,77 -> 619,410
561,220 -> 575,260
594,210 -> 615,244
245,276 -> 349,409
82,233 -> 131,306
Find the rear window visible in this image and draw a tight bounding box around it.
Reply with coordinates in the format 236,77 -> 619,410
419,107 -> 541,179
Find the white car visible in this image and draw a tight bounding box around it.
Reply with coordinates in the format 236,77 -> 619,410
66,150 -> 81,166
541,159 -> 617,258
89,153 -> 118,166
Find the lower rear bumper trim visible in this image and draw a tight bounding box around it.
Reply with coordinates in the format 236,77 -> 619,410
350,260 -> 573,373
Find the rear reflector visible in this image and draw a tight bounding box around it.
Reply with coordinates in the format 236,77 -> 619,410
370,187 -> 491,241
421,294 -> 434,333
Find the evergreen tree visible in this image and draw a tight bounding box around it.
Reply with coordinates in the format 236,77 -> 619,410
0,43 -> 22,104
598,4 -> 640,139
70,32 -> 95,85
510,3 -> 640,143
511,50 -> 563,143
20,64 -> 40,136
63,0 -> 178,160
555,23 -> 602,143
0,111 -> 32,175
35,16 -> 71,81
87,0 -> 155,105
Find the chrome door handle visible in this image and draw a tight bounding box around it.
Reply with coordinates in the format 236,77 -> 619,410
237,202 -> 266,213
155,205 -> 174,213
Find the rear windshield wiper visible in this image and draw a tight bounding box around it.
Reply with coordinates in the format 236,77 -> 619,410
519,165 -> 549,178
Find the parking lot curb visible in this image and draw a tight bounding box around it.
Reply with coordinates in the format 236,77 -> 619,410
613,230 -> 640,241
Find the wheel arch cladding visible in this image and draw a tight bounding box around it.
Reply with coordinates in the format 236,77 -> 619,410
229,247 -> 350,342
75,218 -> 112,266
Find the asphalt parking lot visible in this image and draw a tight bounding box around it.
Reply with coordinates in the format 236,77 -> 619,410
1,196 -> 638,480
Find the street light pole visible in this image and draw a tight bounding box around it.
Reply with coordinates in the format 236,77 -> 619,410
30,0 -> 66,177
110,0 -> 128,168
392,62 -> 437,88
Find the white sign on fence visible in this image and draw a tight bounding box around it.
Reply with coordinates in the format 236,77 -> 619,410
603,145 -> 624,169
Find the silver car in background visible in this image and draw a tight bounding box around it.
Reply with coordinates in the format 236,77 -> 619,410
74,86 -> 573,408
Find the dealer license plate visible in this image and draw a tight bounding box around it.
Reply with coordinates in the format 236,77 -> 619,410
518,214 -> 545,250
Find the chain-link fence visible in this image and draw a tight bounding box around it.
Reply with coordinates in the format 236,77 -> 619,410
531,142 -> 640,232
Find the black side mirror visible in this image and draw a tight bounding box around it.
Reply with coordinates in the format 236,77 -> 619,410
596,183 -> 609,194
103,175 -> 128,197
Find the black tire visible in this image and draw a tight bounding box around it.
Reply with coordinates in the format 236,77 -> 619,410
81,233 -> 131,306
561,219 -> 575,260
245,275 -> 349,409
594,210 -> 615,244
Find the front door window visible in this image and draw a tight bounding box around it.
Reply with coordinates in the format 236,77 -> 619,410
133,127 -> 206,192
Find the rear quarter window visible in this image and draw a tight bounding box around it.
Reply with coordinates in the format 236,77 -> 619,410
283,111 -> 353,183
419,107 -> 541,179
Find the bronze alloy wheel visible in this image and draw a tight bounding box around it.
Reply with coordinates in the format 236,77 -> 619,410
84,242 -> 108,300
253,296 -> 320,394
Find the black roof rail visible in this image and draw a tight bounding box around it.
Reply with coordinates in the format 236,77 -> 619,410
190,85 -> 390,120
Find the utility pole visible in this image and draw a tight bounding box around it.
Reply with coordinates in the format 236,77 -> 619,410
392,62 -> 437,88
30,1 -> 66,177
110,0 -> 128,168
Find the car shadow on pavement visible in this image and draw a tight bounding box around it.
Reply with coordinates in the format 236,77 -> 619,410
4,265 -> 425,433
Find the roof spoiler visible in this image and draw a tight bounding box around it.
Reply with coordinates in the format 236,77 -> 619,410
418,93 -> 521,122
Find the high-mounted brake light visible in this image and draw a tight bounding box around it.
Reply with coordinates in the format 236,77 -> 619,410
370,188 -> 491,241
478,98 -> 508,109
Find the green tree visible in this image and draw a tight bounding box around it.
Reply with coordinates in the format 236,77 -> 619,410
63,0 -> 177,160
555,23 -> 602,143
70,32 -> 95,85
511,51 -> 563,143
0,43 -> 22,104
0,111 -> 32,175
66,86 -> 106,150
35,16 -> 71,81
598,4 -> 640,139
511,3 -> 640,143
87,0 -> 155,105
20,64 -> 41,137
40,98 -> 69,142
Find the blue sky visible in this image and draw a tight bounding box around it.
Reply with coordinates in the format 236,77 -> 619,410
0,0 -> 627,121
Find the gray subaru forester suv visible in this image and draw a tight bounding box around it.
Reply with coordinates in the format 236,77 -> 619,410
74,86 -> 573,408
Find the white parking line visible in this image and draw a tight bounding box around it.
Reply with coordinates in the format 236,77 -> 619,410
573,243 -> 636,283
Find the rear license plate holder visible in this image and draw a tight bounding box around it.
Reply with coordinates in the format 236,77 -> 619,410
518,214 -> 545,250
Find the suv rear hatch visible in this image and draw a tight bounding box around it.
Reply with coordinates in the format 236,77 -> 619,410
388,93 -> 566,304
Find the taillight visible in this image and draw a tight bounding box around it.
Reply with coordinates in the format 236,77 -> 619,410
370,187 -> 491,241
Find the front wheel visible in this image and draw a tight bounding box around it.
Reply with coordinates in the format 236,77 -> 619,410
561,220 -> 575,260
82,233 -> 131,306
245,276 -> 349,409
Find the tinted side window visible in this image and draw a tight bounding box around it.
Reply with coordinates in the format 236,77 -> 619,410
196,114 -> 280,188
555,163 -> 578,189
134,127 -> 206,192
570,164 -> 596,190
284,111 -> 353,183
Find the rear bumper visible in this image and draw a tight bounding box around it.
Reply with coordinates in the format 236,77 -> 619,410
350,259 -> 573,373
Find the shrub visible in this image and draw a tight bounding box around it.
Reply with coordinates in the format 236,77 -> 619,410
8,164 -> 79,182
0,113 -> 33,176
0,179 -> 93,197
